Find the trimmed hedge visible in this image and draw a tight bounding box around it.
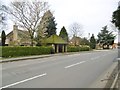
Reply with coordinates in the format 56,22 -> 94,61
1,46 -> 53,58
0,47 -> 2,57
67,46 -> 90,52
1,45 -> 90,58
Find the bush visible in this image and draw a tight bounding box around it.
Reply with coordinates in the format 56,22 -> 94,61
67,45 -> 90,52
1,45 -> 90,58
1,46 -> 53,58
0,47 -> 2,57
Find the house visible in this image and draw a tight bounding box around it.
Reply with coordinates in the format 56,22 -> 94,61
69,36 -> 81,46
6,25 -> 31,46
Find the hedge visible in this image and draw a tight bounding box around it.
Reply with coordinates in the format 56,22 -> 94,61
1,45 -> 90,58
1,46 -> 53,58
67,46 -> 90,52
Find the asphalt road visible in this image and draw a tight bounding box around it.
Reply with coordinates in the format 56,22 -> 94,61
0,50 -> 118,88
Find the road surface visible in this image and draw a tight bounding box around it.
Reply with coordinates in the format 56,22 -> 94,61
0,50 -> 118,88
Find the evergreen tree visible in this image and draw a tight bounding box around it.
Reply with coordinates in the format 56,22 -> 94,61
59,26 -> 68,42
1,30 -> 6,46
112,3 -> 120,46
46,16 -> 57,37
97,26 -> 115,49
90,34 -> 96,49
112,4 -> 120,31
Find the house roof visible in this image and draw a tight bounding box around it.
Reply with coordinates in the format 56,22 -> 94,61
46,35 -> 67,44
7,30 -> 30,40
69,36 -> 81,42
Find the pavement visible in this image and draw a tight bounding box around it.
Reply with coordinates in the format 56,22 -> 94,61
0,51 -> 93,63
0,50 -> 117,63
0,53 -> 73,63
1,50 -> 119,88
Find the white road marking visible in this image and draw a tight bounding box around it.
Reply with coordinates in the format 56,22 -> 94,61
0,73 -> 47,89
65,61 -> 86,69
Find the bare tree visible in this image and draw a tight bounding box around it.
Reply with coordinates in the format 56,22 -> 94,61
3,0 -> 49,46
0,3 -> 7,32
69,22 -> 83,37
69,22 -> 83,46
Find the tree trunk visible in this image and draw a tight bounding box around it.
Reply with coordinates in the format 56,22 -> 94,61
107,44 -> 109,49
118,30 -> 120,47
102,44 -> 104,49
30,36 -> 34,46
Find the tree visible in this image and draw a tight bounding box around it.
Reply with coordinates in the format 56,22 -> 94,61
69,22 -> 83,37
90,34 -> 96,49
1,30 -> 6,46
59,26 -> 68,42
37,10 -> 51,38
0,3 -> 7,31
3,1 -> 49,46
80,37 -> 90,45
37,10 -> 56,45
46,15 -> 57,37
37,10 -> 57,39
112,4 -> 120,31
112,2 -> 120,46
97,26 -> 115,49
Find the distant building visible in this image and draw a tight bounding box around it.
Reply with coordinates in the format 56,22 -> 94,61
6,25 -> 31,46
69,35 -> 81,46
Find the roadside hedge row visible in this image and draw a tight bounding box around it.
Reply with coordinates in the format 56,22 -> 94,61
67,46 -> 90,52
1,46 -> 53,58
1,45 -> 90,58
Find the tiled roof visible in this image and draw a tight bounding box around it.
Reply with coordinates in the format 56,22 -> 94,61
7,30 -> 30,40
46,35 -> 67,44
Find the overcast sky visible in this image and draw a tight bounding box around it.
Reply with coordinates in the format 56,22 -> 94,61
2,0 -> 120,40
47,0 -> 119,37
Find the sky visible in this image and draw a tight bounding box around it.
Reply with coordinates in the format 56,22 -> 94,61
1,0 -> 120,41
47,0 -> 119,37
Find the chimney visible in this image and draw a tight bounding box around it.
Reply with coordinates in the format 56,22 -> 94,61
13,25 -> 18,41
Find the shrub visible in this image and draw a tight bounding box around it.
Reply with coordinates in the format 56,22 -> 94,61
1,45 -> 90,58
67,45 -> 90,52
1,46 -> 53,58
67,46 -> 80,52
0,47 -> 2,57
